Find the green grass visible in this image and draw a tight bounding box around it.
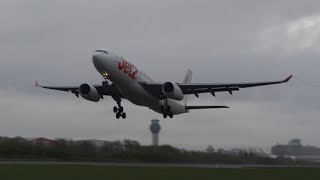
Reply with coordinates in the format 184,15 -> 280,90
0,165 -> 319,180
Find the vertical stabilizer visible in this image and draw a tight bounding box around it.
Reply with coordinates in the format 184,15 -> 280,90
183,69 -> 192,104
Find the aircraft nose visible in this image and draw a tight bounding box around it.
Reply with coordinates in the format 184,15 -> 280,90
92,51 -> 103,65
92,49 -> 113,70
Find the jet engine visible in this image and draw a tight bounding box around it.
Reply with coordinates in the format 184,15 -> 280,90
162,82 -> 184,101
79,83 -> 101,102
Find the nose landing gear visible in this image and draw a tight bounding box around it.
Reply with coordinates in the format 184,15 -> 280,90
101,78 -> 127,119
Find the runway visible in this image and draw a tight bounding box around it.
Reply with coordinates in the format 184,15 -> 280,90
0,161 -> 318,168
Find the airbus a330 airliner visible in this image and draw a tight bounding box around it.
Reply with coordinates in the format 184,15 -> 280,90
36,49 -> 292,119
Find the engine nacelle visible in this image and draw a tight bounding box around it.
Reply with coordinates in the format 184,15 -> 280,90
79,83 -> 100,102
162,82 -> 184,101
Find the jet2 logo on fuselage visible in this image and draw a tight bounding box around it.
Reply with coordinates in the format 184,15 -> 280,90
118,59 -> 137,80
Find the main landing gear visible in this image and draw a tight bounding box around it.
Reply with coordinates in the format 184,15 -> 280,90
113,101 -> 126,119
161,99 -> 173,119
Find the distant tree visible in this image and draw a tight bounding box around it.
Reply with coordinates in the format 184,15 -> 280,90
206,145 -> 215,153
123,139 -> 140,149
0,136 -> 301,165
217,148 -> 225,154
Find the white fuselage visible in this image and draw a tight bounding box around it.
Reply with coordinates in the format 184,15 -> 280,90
92,50 -> 187,115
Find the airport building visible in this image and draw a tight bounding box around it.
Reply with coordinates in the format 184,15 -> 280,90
30,137 -> 55,146
271,139 -> 320,162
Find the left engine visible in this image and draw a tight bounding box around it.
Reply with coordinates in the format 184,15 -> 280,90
79,83 -> 101,102
161,82 -> 184,101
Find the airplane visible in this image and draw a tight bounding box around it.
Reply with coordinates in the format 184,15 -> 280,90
36,49 -> 292,119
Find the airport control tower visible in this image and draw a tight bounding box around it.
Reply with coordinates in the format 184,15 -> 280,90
149,119 -> 161,146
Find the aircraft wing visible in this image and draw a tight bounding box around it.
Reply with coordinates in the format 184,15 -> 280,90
139,75 -> 292,98
35,81 -> 118,97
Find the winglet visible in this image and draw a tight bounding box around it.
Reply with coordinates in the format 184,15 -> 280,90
283,75 -> 293,83
35,80 -> 39,87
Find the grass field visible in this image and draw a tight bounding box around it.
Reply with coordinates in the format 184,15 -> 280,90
0,165 -> 319,180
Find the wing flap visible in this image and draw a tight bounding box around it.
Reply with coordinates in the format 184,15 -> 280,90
35,81 -> 118,96
139,75 -> 292,98
179,75 -> 292,90
183,86 -> 240,95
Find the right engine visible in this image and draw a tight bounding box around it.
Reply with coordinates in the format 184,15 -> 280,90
161,82 -> 184,101
79,83 -> 101,102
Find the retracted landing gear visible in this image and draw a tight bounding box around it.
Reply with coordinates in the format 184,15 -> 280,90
113,100 -> 126,119
161,98 -> 173,119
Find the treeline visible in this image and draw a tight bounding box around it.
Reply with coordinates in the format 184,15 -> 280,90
0,136 -> 298,165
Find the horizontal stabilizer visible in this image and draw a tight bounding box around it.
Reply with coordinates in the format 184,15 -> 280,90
186,106 -> 229,110
283,75 -> 293,83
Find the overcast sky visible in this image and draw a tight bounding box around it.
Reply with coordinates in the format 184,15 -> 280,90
0,0 -> 320,152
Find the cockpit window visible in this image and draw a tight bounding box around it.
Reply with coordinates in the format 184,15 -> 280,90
95,50 -> 108,54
